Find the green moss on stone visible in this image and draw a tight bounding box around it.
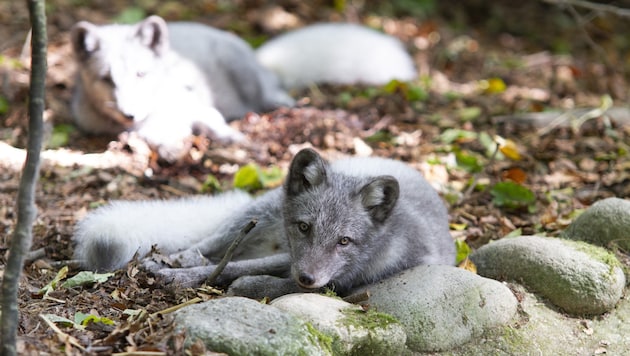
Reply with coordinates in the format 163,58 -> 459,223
303,322 -> 334,356
561,238 -> 622,272
339,308 -> 399,331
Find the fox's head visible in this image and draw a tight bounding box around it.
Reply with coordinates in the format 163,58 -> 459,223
283,149 -> 400,293
71,16 -> 172,128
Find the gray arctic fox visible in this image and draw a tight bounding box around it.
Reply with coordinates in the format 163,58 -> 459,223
70,16 -> 417,160
74,149 -> 454,298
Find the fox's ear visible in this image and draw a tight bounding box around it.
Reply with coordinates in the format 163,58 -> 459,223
71,21 -> 101,61
135,15 -> 169,55
360,176 -> 399,223
286,149 -> 328,196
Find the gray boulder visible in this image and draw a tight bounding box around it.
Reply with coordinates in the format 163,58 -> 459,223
360,264 -> 518,352
173,297 -> 331,355
562,197 -> 630,251
443,284 -> 630,355
271,293 -> 407,355
470,235 -> 625,315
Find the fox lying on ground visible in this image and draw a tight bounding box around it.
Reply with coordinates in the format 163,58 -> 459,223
71,16 -> 417,160
74,149 -> 455,298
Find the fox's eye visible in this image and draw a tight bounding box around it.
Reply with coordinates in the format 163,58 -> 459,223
297,222 -> 310,233
338,236 -> 352,246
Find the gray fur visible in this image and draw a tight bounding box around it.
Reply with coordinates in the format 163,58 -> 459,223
74,149 -> 454,298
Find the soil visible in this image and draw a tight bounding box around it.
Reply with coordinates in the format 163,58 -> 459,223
1,0 -> 629,354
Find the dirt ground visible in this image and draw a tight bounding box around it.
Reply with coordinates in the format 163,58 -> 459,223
1,0 -> 629,354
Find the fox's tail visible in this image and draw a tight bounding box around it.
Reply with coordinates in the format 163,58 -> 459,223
73,190 -> 252,271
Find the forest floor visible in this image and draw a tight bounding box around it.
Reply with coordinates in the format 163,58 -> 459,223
1,0 -> 629,354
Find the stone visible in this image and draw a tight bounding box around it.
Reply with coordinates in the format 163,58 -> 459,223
470,235 -> 625,315
360,265 -> 518,352
173,297 -> 331,355
271,293 -> 407,355
562,197 -> 630,251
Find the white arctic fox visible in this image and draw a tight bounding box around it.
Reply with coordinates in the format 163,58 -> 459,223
71,16 -> 417,159
74,149 -> 454,299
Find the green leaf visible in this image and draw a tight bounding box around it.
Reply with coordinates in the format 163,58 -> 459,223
201,174 -> 222,193
455,240 -> 472,264
457,106 -> 482,122
233,163 -> 283,191
455,150 -> 482,173
62,271 -> 114,288
504,228 -> 522,238
364,130 -> 395,144
490,181 -> 536,210
48,124 -> 75,149
233,163 -> 263,191
115,7 -> 146,24
258,165 -> 284,188
41,313 -> 84,329
0,96 -> 9,115
382,79 -> 404,94
439,129 -> 477,144
405,85 -> 428,102
38,266 -> 69,297
75,312 -> 115,326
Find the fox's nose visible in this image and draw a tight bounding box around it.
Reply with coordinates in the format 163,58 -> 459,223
298,273 -> 315,287
122,113 -> 134,121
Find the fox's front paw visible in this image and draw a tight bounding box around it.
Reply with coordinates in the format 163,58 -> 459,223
168,249 -> 209,268
227,275 -> 299,300
140,258 -> 167,273
154,266 -> 215,289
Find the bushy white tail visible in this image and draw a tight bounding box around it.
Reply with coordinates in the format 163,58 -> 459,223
73,190 -> 252,271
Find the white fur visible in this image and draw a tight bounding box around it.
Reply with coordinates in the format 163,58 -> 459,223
73,190 -> 252,270
256,23 -> 417,89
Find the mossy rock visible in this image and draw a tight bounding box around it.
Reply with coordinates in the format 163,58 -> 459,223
562,197 -> 630,252
470,235 -> 625,315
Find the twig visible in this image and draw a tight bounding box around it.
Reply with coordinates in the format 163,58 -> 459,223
24,247 -> 46,264
565,1 -> 614,69
39,314 -> 86,352
343,290 -> 371,304
1,1 -> 47,354
458,141 -> 500,205
543,0 -> 630,18
149,297 -> 203,318
206,220 -> 258,285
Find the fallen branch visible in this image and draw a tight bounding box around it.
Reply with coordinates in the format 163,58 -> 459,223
0,141 -> 148,174
543,0 -> 630,18
206,220 -> 258,286
39,314 -> 86,353
150,297 -> 203,318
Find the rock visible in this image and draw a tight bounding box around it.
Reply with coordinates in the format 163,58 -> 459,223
173,297 -> 331,355
470,235 -> 625,315
562,197 -> 630,251
361,265 -> 518,352
271,293 -> 407,355
442,284 -> 630,355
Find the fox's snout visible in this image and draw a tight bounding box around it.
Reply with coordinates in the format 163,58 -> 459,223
293,265 -> 332,290
297,272 -> 318,289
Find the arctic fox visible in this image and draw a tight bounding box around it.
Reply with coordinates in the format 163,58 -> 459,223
71,15 -> 292,159
70,16 -> 417,159
74,149 -> 454,298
